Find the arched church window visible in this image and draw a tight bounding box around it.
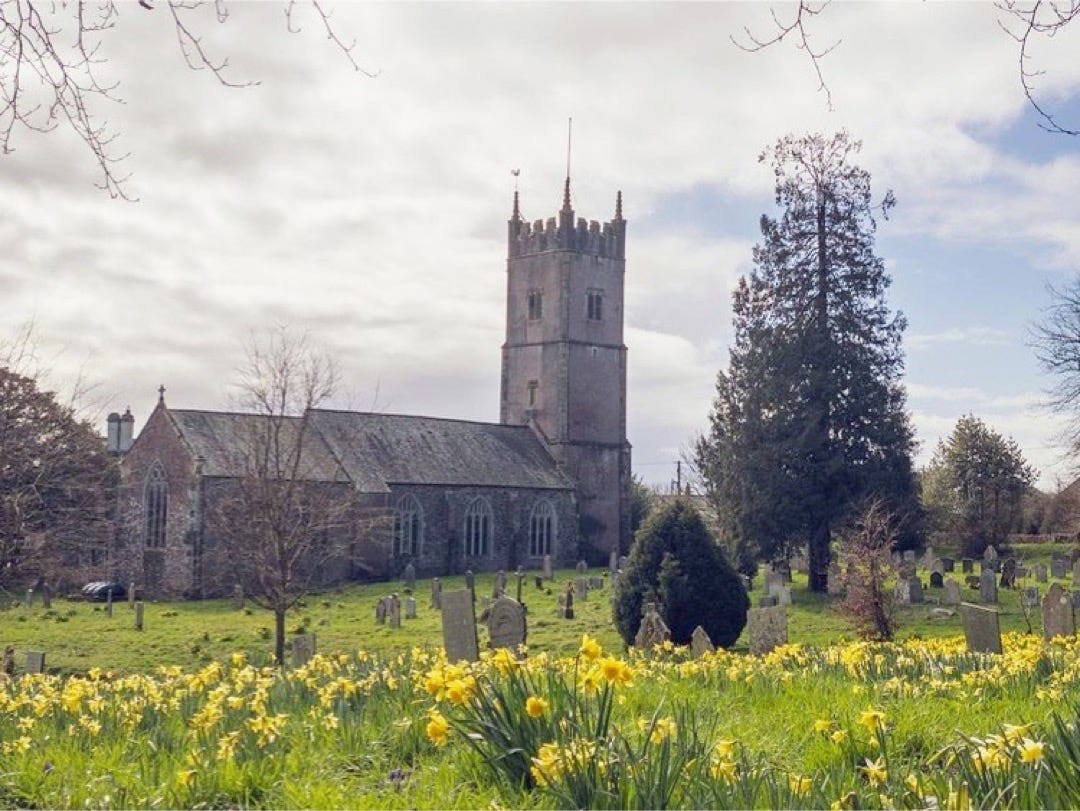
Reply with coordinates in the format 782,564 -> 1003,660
143,464 -> 168,548
463,497 -> 493,557
529,499 -> 556,558
587,288 -> 604,321
393,494 -> 424,557
527,290 -> 543,320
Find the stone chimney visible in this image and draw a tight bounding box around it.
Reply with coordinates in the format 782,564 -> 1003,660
119,407 -> 135,453
106,412 -> 121,454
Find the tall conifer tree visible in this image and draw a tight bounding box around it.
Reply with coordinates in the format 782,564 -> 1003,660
697,131 -> 920,591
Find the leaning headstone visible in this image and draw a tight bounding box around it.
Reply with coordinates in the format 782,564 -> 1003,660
576,560 -> 588,574
1042,583 -> 1076,640
962,559 -> 974,574
690,625 -> 715,657
389,594 -> 402,629
1035,563 -> 1048,583
1021,586 -> 1040,608
232,584 -> 244,610
747,605 -> 787,656
402,562 -> 417,591
25,650 -> 45,674
827,562 -> 844,596
979,568 -> 998,604
440,589 -> 479,663
1052,559 -> 1068,579
943,578 -> 961,605
291,633 -> 316,667
922,547 -> 937,571
959,603 -> 1002,654
486,596 -> 527,650
543,554 -> 553,580
134,601 -> 144,631
634,602 -> 671,650
574,578 -> 588,602
941,557 -> 955,573
1000,558 -> 1018,589
929,571 -> 944,589
405,596 -> 417,619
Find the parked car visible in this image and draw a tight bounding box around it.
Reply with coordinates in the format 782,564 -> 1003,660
81,581 -> 126,602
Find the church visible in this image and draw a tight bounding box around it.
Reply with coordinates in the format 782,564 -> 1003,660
110,179 -> 632,598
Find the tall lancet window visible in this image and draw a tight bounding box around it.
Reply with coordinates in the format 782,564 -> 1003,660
529,499 -> 556,557
143,464 -> 168,548
463,497 -> 493,557
393,494 -> 424,557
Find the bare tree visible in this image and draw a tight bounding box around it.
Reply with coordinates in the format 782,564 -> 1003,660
204,327 -> 383,666
1032,277 -> 1080,456
0,0 -> 375,200
733,1 -> 1080,135
837,500 -> 898,641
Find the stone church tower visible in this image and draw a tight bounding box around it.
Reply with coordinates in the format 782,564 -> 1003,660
501,178 -> 631,560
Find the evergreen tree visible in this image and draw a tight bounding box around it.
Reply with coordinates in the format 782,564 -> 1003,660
613,499 -> 748,648
696,131 -> 921,592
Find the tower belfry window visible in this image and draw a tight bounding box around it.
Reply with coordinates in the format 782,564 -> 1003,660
587,289 -> 604,321
527,290 -> 543,320
528,380 -> 538,407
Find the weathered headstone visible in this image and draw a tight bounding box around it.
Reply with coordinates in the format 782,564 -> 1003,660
1052,559 -> 1069,579
931,559 -> 944,576
486,596 -> 527,650
515,568 -> 525,602
430,577 -> 442,609
291,633 -> 316,667
609,550 -> 619,574
929,571 -> 944,589
898,559 -> 917,580
747,605 -> 787,656
233,583 -> 245,610
25,650 -> 45,674
943,578 -> 961,605
894,579 -> 911,605
690,625 -> 715,656
24,588 -> 33,609
134,601 -> 144,631
768,582 -> 791,606
561,584 -> 574,619
376,596 -> 388,624
402,562 -> 417,591
634,602 -> 671,650
493,570 -> 507,598
588,576 -> 604,590
1021,586 -> 1040,608
534,575 -> 544,590
576,560 -> 587,574
128,582 -> 136,607
979,568 -> 998,604
941,557 -> 955,573
962,558 -> 974,574
1042,583 -> 1076,640
777,561 -> 792,583
40,584 -> 51,609
464,570 -> 475,598
959,603 -> 1002,654
2,645 -> 14,676
984,545 -> 998,561
1072,559 -> 1080,588
763,565 -> 783,594
389,594 -> 402,629
1035,563 -> 1048,583
903,550 -> 916,562
1000,558 -> 1018,589
827,562 -> 844,596
440,589 -> 479,663
405,596 -> 417,619
542,554 -> 553,580
574,578 -> 588,602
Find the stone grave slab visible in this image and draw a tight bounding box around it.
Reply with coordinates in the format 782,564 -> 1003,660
25,650 -> 45,674
960,603 -> 1002,654
291,633 -> 316,667
486,596 -> 527,650
690,625 -> 715,656
748,605 -> 787,656
1042,583 -> 1076,640
441,589 -> 479,663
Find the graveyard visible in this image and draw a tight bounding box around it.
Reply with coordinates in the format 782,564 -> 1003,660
4,543 -> 1080,808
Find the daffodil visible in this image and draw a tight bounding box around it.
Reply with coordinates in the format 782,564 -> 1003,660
1019,738 -> 1046,764
859,708 -> 886,732
861,756 -> 888,786
426,710 -> 450,746
580,634 -> 602,661
525,696 -> 549,718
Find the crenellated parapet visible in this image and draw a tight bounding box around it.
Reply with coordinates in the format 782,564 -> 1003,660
508,186 -> 626,260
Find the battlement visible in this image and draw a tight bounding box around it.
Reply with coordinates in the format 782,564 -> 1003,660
508,189 -> 626,260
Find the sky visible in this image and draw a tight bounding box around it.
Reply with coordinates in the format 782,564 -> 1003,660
3,2 -> 1080,492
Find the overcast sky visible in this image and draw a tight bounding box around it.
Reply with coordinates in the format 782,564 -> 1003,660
4,2 -> 1080,491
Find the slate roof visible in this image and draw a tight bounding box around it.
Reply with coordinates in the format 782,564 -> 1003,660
309,410 -> 573,493
166,408 -> 572,493
168,410 -> 347,482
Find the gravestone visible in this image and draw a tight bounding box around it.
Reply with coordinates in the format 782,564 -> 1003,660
790,548 -> 809,574
769,583 -> 792,607
291,633 -> 316,667
827,562 -> 844,596
903,550 -> 916,562
763,566 -> 783,594
929,571 -> 944,589
1034,563 -> 1048,583
25,650 -> 45,674
898,560 -> 917,580
232,584 -> 244,610
389,594 -> 402,629
561,584 -> 574,619
128,583 -> 136,607
922,547 -> 937,570
941,557 -> 955,573
777,561 -> 792,582
1000,558 -> 1018,589
1052,559 -> 1069,579
405,596 -> 417,619
24,588 -> 33,609
486,596 -> 527,650
402,562 -> 417,591
1021,586 -> 1040,608
375,597 -> 387,624
588,576 -> 604,590
959,603 -> 1002,654
464,570 -> 475,598
542,554 -> 553,580
634,602 -> 671,650
430,577 -> 442,609
894,579 -> 911,605
134,601 -> 144,631
747,605 -> 787,656
493,570 -> 507,598
609,550 -> 619,574
1073,559 -> 1080,588
40,584 -> 51,609
690,625 -> 715,656
931,559 -> 944,576
574,578 -> 588,601
576,560 -> 588,574
1071,546 -> 1080,565
962,559 -> 974,574
440,589 -> 479,663
535,575 -> 544,590
1042,583 -> 1076,640
979,568 -> 998,604
943,578 -> 961,605
984,545 -> 998,561
1073,590 -> 1080,611
758,595 -> 778,607
1,645 -> 13,676
515,568 -> 525,602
